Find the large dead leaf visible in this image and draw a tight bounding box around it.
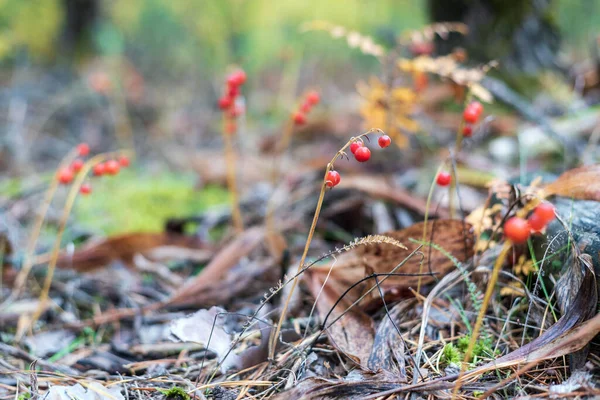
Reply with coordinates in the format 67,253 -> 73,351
306,220 -> 474,367
45,232 -> 211,272
167,226 -> 266,306
308,220 -> 474,302
545,164 -> 600,201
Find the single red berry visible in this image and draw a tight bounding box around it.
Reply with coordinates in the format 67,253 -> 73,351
300,102 -> 312,113
350,140 -> 364,154
79,183 -> 92,195
326,170 -> 341,187
436,171 -> 451,186
534,202 -> 555,223
93,162 -> 105,176
71,159 -> 84,173
469,101 -> 484,118
57,168 -> 74,185
118,156 -> 130,167
504,217 -> 531,244
228,85 -> 240,98
462,124 -> 473,137
218,96 -> 233,110
463,107 -> 479,124
105,160 -> 120,175
305,90 -> 320,105
354,146 -> 371,162
378,135 -> 392,148
528,212 -> 546,232
227,70 -> 246,87
293,112 -> 307,125
77,143 -> 90,156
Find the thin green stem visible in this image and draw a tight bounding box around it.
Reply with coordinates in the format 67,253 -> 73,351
268,128 -> 381,360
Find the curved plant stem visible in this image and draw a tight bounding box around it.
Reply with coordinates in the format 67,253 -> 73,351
417,162 -> 445,293
222,116 -> 244,233
29,150 -> 133,328
267,128 -> 381,360
2,149 -> 78,307
451,240 -> 512,398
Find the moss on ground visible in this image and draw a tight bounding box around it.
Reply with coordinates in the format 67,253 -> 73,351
73,169 -> 228,234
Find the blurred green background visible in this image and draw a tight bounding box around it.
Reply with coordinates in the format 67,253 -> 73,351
0,0 -> 597,72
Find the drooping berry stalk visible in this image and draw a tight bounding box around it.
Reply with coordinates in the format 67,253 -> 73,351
222,116 -> 244,233
7,145 -> 82,301
218,69 -> 247,233
417,162 -> 447,293
30,150 -> 133,325
268,128 -> 386,360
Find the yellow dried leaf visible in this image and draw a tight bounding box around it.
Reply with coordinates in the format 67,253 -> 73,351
358,77 -> 419,148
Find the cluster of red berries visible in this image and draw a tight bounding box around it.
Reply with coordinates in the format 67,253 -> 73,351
292,90 -> 320,126
504,202 -> 556,244
56,143 -> 130,195
461,101 -> 484,137
92,156 -> 129,178
326,134 -> 392,188
218,69 -> 247,134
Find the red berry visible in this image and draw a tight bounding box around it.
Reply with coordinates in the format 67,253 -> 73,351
528,212 -> 546,232
293,112 -> 307,125
469,101 -> 484,117
57,168 -> 74,185
118,156 -> 130,167
354,146 -> 371,162
300,102 -> 312,113
305,90 -> 320,105
218,96 -> 233,110
463,107 -> 479,124
228,85 -> 240,98
436,171 -> 451,186
378,135 -> 392,148
534,202 -> 555,223
77,143 -> 90,156
71,159 -> 84,173
350,141 -> 363,154
326,170 -> 341,187
79,183 -> 92,195
504,217 -> 531,244
227,70 -> 246,87
105,160 -> 120,175
93,162 -> 105,176
462,124 -> 473,137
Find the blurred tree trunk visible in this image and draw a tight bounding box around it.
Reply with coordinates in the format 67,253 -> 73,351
60,0 -> 99,59
428,0 -> 561,76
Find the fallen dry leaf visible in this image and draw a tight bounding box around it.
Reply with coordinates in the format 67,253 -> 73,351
45,232 -> 211,272
462,253 -> 598,380
306,220 -> 474,367
545,164 -> 600,201
169,306 -> 240,372
167,226 -> 265,306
